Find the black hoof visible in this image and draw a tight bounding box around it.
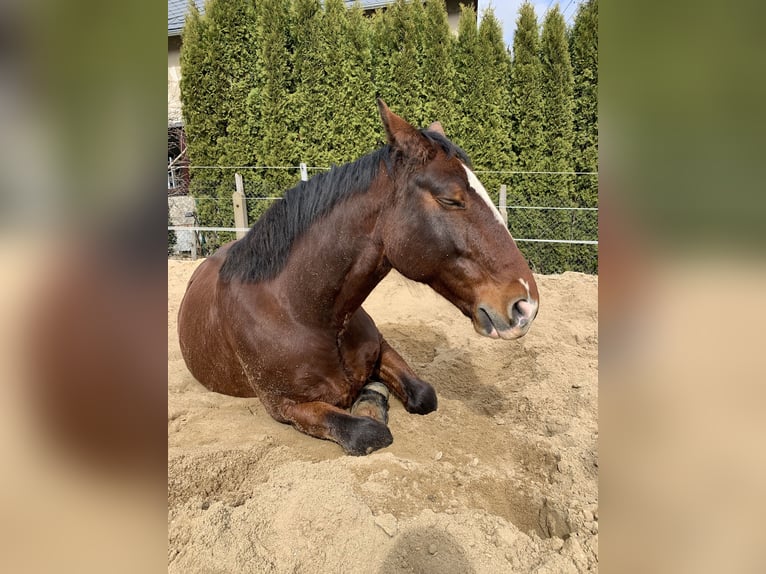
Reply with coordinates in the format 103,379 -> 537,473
332,414 -> 393,456
405,378 -> 438,415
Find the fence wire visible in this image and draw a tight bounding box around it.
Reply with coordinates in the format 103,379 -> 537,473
168,166 -> 598,273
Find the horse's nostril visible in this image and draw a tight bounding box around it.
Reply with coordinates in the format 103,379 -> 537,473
511,302 -> 527,326
511,299 -> 537,327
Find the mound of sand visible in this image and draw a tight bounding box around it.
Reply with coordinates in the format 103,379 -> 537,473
168,260 -> 598,573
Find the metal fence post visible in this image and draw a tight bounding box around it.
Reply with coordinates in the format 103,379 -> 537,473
571,209 -> 575,241
233,172 -> 248,239
190,198 -> 199,260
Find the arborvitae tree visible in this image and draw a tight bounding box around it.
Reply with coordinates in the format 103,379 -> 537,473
452,7 -> 513,205
420,0 -> 456,130
335,2 -> 378,160
291,0 -> 330,167
508,2 -> 548,272
509,2 -> 546,200
408,0 -> 428,127
250,0 -> 296,201
180,2 -> 217,249
539,6 -> 576,273
570,0 -> 598,205
472,9 -> 513,201
569,0 -> 598,273
180,2 -> 218,174
372,0 -> 422,126
369,9 -> 390,143
292,0 -> 376,166
176,0 -> 592,273
317,0 -> 372,163
214,0 -> 258,168
180,0 -> 259,248
452,5 -> 480,152
540,5 -> 575,200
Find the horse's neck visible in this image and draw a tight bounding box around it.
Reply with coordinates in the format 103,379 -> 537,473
278,183 -> 391,329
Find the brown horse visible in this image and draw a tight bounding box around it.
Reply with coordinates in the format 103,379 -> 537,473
178,101 -> 539,455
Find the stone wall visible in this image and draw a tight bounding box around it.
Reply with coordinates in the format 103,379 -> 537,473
168,196 -> 196,254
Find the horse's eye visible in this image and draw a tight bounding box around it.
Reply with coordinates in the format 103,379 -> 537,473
437,196 -> 465,209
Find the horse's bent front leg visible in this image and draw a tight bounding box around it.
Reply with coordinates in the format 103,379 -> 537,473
376,338 -> 437,415
279,400 -> 393,456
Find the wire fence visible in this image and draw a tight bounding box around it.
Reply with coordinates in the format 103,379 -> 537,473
168,165 -> 598,273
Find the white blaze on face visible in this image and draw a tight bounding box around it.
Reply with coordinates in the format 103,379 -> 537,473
519,277 -> 531,300
462,164 -> 512,236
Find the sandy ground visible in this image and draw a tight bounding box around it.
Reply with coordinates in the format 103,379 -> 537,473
168,260 -> 598,573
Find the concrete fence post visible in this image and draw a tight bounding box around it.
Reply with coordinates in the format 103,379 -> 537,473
300,162 -> 308,182
233,172 -> 248,240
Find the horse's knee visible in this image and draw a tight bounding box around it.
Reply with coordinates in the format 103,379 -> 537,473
261,398 -> 291,424
328,411 -> 393,456
404,376 -> 437,415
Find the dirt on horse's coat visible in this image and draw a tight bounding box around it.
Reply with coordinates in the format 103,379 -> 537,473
177,100 -> 539,455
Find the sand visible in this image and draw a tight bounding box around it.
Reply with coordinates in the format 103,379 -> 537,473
168,260 -> 598,573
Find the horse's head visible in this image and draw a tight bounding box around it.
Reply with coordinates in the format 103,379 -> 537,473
377,100 -> 539,340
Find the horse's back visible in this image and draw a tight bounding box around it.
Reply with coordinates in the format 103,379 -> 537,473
177,243 -> 256,397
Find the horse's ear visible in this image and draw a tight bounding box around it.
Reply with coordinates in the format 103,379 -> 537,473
428,121 -> 446,136
377,98 -> 431,162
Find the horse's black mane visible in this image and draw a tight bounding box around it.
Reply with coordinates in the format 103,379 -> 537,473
219,129 -> 471,283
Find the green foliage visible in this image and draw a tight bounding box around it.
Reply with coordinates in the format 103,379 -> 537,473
372,0 -> 423,125
319,0 -> 377,162
335,2 -> 380,163
570,0 -> 598,202
509,2 -> 546,198
177,0 -> 598,273
452,5 -> 479,150
246,0 -> 298,221
539,5 -> 577,273
453,7 -> 513,203
541,6 -> 575,192
507,3 -> 548,271
180,0 -> 259,250
291,0 -> 331,167
252,0 -> 295,170
292,0 -> 377,166
180,2 -> 218,170
213,1 -> 259,167
342,5 -> 379,159
474,10 -> 513,199
420,0 -> 455,128
569,0 -> 598,273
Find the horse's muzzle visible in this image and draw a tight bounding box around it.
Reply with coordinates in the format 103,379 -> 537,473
475,297 -> 538,340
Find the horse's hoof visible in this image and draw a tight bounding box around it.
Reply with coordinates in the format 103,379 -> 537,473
351,381 -> 390,424
405,378 -> 437,415
342,416 -> 393,456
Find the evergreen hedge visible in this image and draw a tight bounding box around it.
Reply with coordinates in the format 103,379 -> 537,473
179,0 -> 598,273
